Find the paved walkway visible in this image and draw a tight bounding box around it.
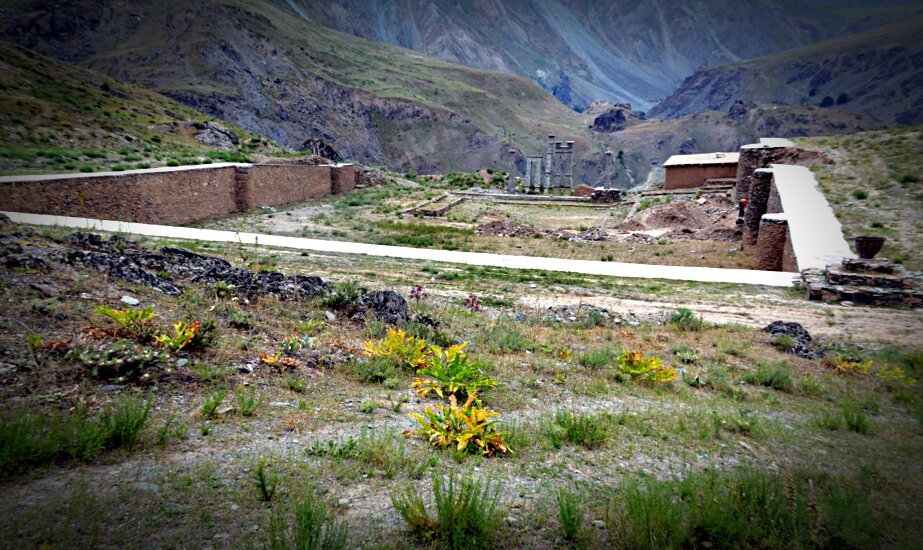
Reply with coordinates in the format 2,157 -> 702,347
3,212 -> 797,287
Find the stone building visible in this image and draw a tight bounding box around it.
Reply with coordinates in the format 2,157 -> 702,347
663,152 -> 739,189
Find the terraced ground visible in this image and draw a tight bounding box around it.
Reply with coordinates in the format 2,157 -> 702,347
0,222 -> 920,548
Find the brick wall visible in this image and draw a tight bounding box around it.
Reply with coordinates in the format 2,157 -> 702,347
664,164 -> 737,189
0,162 -> 356,225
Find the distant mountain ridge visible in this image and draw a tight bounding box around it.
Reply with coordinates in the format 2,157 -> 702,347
278,0 -> 923,110
649,16 -> 923,125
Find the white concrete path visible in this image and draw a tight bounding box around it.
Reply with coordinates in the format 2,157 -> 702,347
2,212 -> 797,287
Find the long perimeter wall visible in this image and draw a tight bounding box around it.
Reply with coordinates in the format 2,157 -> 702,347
0,162 -> 357,225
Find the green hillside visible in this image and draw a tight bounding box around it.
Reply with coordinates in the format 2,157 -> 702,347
0,41 -> 285,175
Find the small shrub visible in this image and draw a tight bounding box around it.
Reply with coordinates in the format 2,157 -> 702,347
359,400 -> 376,414
669,308 -> 703,331
96,305 -> 158,340
412,343 -> 497,400
228,308 -> 254,329
253,458 -> 279,502
235,388 -> 262,417
463,294 -> 481,312
268,489 -> 349,550
852,188 -> 868,200
391,470 -> 501,550
843,404 -> 870,434
67,340 -> 169,382
556,487 -> 585,542
771,334 -> 796,352
154,321 -> 200,352
744,361 -> 792,391
201,389 -> 227,419
578,346 -> 616,369
615,350 -> 677,382
406,394 -> 510,457
363,327 -> 429,371
321,281 -> 363,310
815,409 -> 843,431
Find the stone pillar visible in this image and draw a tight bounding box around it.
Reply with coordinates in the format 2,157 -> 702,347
603,150 -> 612,189
766,179 -> 782,214
544,135 -> 554,192
566,141 -> 575,190
755,214 -> 788,271
506,148 -> 517,193
745,168 -> 773,245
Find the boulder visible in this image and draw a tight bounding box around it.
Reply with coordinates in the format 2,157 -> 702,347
360,290 -> 409,325
193,121 -> 239,150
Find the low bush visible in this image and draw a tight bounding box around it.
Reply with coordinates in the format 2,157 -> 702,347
392,470 -> 502,550
551,410 -> 609,450
406,394 -> 510,457
669,308 -> 704,331
744,360 -> 792,391
363,327 -> 429,371
267,489 -> 349,550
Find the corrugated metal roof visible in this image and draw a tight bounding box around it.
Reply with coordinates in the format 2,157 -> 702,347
663,152 -> 740,167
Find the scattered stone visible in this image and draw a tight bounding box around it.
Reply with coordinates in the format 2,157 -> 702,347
0,213 -> 11,225
99,384 -> 123,392
120,295 -> 141,306
0,363 -> 18,374
477,219 -> 537,238
217,406 -> 234,415
337,498 -> 351,506
238,364 -> 255,374
176,358 -> 189,367
762,321 -> 823,359
325,310 -> 337,321
593,520 -> 606,529
131,482 -> 161,493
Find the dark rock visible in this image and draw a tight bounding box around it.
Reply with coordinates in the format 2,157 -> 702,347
360,290 -> 409,325
0,213 -> 12,225
193,121 -> 238,149
762,321 -> 823,359
67,250 -> 182,295
727,100 -> 750,120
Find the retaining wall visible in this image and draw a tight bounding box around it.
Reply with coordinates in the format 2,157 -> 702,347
664,164 -> 737,190
0,162 -> 357,225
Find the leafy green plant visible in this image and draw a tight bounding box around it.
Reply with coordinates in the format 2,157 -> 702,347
406,394 -> 510,457
267,488 -> 349,550
412,343 -> 497,399
321,280 -> 363,310
615,350 -> 677,382
843,403 -> 870,434
391,470 -> 501,550
228,307 -> 254,329
154,321 -> 200,352
253,459 -> 279,502
363,327 -> 429,371
577,346 -> 616,369
669,308 -> 704,331
67,340 -> 169,382
96,305 -> 158,339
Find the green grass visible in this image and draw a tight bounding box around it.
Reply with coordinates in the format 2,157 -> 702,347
391,470 -> 502,550
0,394 -> 153,477
550,410 -> 609,450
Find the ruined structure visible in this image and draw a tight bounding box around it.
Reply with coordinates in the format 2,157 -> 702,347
663,152 -> 739,190
0,162 -> 357,225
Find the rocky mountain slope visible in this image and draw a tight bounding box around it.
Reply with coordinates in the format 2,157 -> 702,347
280,0 -> 923,110
649,16 -> 923,125
0,0 -> 588,173
0,41 -> 273,175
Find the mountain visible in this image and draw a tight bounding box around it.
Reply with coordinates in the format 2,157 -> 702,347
649,16 -> 923,125
278,0 -> 923,110
0,40 -> 272,175
0,0 -> 588,173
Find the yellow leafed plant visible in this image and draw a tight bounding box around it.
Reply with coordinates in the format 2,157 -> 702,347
363,327 -> 429,371
616,350 -> 677,382
405,393 -> 510,457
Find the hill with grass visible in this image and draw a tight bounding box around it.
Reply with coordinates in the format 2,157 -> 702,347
0,0 -> 587,174
649,16 -> 923,125
0,41 -> 280,175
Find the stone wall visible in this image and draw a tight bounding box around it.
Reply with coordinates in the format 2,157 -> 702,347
744,168 -> 774,245
735,139 -> 796,201
755,215 -> 793,271
664,164 -> 737,189
0,162 -> 357,225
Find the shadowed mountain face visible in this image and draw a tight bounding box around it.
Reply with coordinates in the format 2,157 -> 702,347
649,16 -> 923,125
279,0 -> 923,110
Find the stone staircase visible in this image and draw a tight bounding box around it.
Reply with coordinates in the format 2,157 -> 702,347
803,257 -> 922,308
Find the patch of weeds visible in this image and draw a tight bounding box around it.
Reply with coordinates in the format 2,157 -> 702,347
285,375 -> 307,393
391,470 -> 502,550
669,308 -> 704,331
67,339 -> 169,383
797,375 -> 826,397
253,458 -> 279,502
235,388 -> 262,417
346,356 -> 400,385
815,409 -> 843,431
412,343 -> 497,400
321,280 -> 363,311
363,327 -> 428,371
267,488 -> 349,549
478,319 -> 534,353
743,360 -> 792,391
614,350 -> 677,382
228,307 -> 254,329
577,346 -> 617,370
672,344 -> 699,365
358,400 -> 376,414
406,394 -> 510,457
0,394 -> 153,477
201,389 -> 227,419
556,486 -> 585,543
552,410 -> 608,450
771,334 -> 796,352
842,403 -> 870,434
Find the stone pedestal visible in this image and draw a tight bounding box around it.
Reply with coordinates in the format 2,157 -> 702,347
755,215 -> 789,271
